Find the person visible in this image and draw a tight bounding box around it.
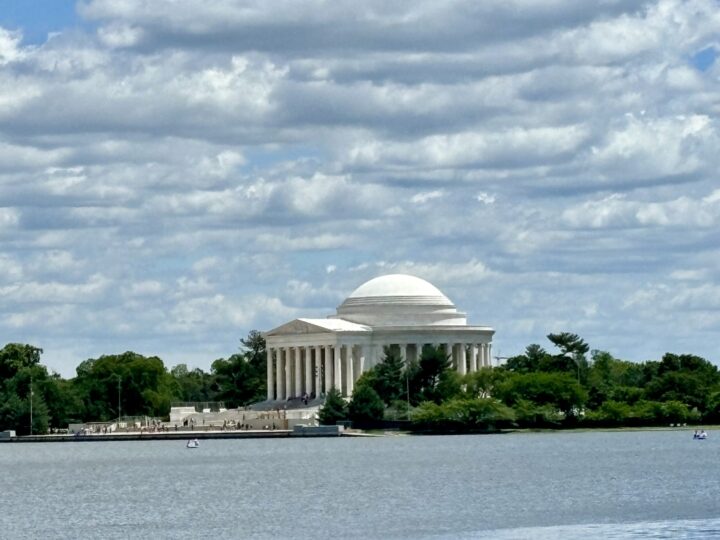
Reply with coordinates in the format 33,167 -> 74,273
694,430 -> 699,439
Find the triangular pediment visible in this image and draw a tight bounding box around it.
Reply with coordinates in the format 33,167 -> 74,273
265,319 -> 335,336
266,317 -> 370,336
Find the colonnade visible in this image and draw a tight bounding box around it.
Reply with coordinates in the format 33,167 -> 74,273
266,341 -> 493,401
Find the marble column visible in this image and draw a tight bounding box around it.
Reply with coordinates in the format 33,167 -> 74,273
359,345 -> 367,376
275,349 -> 283,400
284,347 -> 292,400
346,345 -> 354,396
446,343 -> 454,368
333,345 -> 342,392
469,344 -> 477,372
415,343 -> 423,363
481,343 -> 488,367
294,347 -> 302,398
488,343 -> 493,367
458,343 -> 467,375
267,348 -> 274,400
304,346 -> 312,397
324,345 -> 332,395
314,345 -> 322,396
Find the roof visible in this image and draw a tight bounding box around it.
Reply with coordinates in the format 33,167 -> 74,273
346,274 -> 453,305
298,318 -> 370,332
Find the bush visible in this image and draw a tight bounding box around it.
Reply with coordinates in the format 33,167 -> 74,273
349,384 -> 385,423
318,387 -> 348,425
410,398 -> 515,433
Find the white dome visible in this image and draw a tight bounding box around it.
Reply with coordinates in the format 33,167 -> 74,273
334,274 -> 466,327
347,274 -> 452,304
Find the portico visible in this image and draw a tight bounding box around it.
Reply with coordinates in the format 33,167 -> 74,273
264,274 -> 494,400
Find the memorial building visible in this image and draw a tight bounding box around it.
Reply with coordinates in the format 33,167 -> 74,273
264,274 -> 494,400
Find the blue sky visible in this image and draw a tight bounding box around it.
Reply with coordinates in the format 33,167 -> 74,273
0,1 -> 82,43
1,0 -> 719,376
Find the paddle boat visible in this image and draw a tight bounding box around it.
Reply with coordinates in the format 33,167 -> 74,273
186,438 -> 200,448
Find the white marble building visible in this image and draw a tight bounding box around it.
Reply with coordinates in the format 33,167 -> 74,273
264,274 -> 494,400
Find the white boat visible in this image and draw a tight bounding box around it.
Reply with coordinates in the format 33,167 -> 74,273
693,431 -> 708,440
186,439 -> 200,448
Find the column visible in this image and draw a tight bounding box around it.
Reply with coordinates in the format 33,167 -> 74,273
346,345 -> 355,396
415,343 -> 423,362
275,349 -> 283,400
470,344 -> 478,372
314,345 -> 322,396
359,345 -> 367,377
333,345 -> 342,392
284,347 -> 292,400
266,348 -> 274,400
446,343 -> 454,368
324,345 -> 332,394
294,347 -> 302,398
458,343 -> 467,375
303,346 -> 312,397
481,343 -> 488,367
488,343 -> 493,367
400,344 -> 407,366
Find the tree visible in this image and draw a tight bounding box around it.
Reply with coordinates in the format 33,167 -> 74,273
410,398 -> 515,433
505,344 -> 549,373
171,364 -> 215,402
372,345 -> 406,405
318,387 -> 348,425
348,384 -> 385,423
408,345 -> 461,405
495,371 -> 587,420
211,354 -> 262,407
463,367 -> 507,399
544,332 -> 590,382
72,351 -> 175,420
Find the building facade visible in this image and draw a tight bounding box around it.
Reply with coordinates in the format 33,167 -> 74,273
264,274 -> 494,400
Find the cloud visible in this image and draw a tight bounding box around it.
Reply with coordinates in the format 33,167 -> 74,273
2,0 -> 720,374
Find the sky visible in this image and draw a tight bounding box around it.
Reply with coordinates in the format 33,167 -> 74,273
1,0 -> 719,377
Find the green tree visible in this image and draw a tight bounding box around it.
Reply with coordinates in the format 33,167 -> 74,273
410,398 -> 515,433
318,387 -> 348,425
495,371 -> 587,420
463,367 -> 507,399
372,345 -> 406,405
408,345 -> 461,404
505,344 -> 549,373
0,344 -> 57,434
348,384 -> 385,423
170,364 -> 215,402
72,351 -> 175,420
543,332 -> 590,381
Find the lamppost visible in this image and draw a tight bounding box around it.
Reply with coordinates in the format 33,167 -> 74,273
29,373 -> 33,436
117,375 -> 122,428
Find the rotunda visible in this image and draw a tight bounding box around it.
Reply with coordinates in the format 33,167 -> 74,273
264,274 -> 494,400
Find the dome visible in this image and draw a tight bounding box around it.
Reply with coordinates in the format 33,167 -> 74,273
347,274 -> 452,303
334,274 -> 467,327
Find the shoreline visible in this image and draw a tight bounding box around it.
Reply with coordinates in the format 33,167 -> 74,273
0,428 -> 365,443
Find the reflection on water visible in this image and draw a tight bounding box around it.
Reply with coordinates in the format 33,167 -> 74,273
1,430 -> 718,539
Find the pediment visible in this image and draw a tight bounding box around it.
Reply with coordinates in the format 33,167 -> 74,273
265,319 -> 334,336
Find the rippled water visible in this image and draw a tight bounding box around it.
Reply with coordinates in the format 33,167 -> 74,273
1,430 -> 718,539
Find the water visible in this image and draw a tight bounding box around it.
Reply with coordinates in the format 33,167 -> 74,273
1,430 -> 719,539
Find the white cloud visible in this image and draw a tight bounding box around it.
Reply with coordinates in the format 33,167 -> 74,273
410,190 -> 444,204
2,1 -> 720,373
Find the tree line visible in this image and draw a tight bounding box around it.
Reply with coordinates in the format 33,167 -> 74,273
320,333 -> 720,432
0,331 -> 267,435
3,331 -> 718,435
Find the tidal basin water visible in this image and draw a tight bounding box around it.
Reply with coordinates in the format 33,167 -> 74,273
1,430 -> 719,539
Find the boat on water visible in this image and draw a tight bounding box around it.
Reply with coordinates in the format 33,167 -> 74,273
186,438 -> 200,448
693,430 -> 708,440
